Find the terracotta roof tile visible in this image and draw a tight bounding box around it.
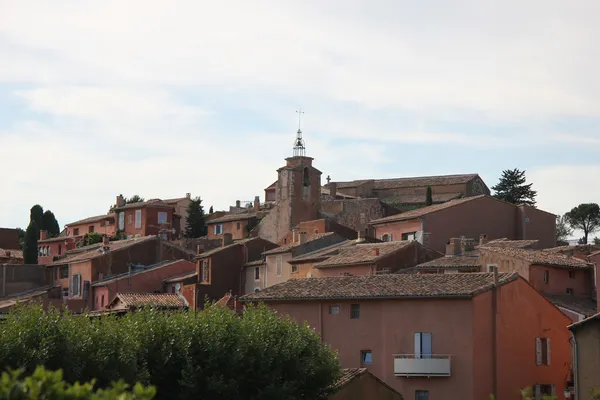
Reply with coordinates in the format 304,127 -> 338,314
480,247 -> 592,269
196,238 -> 256,259
114,199 -> 173,211
207,212 -> 260,224
370,195 -> 486,225
240,271 -> 518,301
482,239 -> 539,249
383,193 -> 463,204
315,241 -> 414,268
415,254 -> 481,270
544,294 -> 597,317
163,271 -> 198,283
334,174 -> 479,190
331,368 -> 367,390
0,249 -> 23,259
263,233 -> 337,255
49,236 -> 156,265
0,285 -> 59,311
66,214 -> 115,227
109,293 -> 187,309
289,241 -> 357,264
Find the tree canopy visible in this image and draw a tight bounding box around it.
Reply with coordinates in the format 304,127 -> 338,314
42,210 -> 60,238
29,205 -> 44,231
0,303 -> 340,400
22,221 -> 38,264
491,169 -> 537,206
184,196 -> 207,238
565,203 -> 600,245
556,215 -> 573,243
126,195 -> 145,204
425,186 -> 433,206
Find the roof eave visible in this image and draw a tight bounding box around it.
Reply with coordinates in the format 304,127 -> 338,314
239,294 -> 474,303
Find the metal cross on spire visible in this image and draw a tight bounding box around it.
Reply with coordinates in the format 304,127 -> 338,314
293,108 -> 306,157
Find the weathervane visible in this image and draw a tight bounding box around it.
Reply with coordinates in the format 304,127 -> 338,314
293,108 -> 306,157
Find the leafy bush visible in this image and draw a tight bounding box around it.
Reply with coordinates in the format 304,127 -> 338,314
0,366 -> 156,399
0,303 -> 340,400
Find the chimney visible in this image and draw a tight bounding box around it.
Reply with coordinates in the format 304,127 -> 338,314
196,244 -> 205,255
254,196 -> 260,211
479,234 -> 488,246
330,182 -> 337,199
372,247 -> 380,257
299,232 -> 307,245
235,200 -> 241,208
186,192 -> 191,199
356,231 -> 365,243
445,238 -> 461,256
116,194 -> 125,208
40,230 -> 48,241
222,233 -> 233,247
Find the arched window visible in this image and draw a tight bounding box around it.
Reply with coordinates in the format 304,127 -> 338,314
303,167 -> 310,187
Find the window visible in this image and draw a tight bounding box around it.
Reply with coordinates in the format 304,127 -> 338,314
71,274 -> 81,297
201,260 -> 209,283
59,266 -> 68,279
350,304 -> 360,319
569,271 -> 576,279
360,350 -> 372,365
158,212 -> 167,224
213,224 -> 223,235
237,222 -> 241,230
414,332 -> 433,359
89,225 -> 94,233
73,228 -> 80,236
254,266 -> 260,281
415,390 -> 429,400
329,305 -> 340,315
62,287 -> 69,298
402,232 -> 416,241
534,384 -> 554,398
566,288 -> 574,295
101,295 -> 105,307
118,212 -> 125,230
488,264 -> 498,273
171,286 -> 175,293
276,256 -> 283,276
535,337 -> 551,365
381,234 -> 389,242
291,264 -> 298,273
58,244 -> 62,256
543,270 -> 549,284
135,210 -> 142,229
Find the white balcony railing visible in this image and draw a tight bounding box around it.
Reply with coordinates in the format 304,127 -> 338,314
393,354 -> 452,377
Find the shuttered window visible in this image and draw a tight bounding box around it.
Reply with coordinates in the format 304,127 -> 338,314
535,338 -> 551,365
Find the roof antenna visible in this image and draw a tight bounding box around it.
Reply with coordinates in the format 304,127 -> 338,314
293,108 -> 306,157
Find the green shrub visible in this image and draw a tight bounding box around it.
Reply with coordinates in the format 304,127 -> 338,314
0,303 -> 340,400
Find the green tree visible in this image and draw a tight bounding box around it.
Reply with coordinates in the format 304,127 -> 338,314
29,205 -> 44,232
209,206 -> 214,214
126,195 -> 145,204
492,169 -> 537,206
78,232 -> 103,247
0,304 -> 340,400
42,210 -> 60,238
565,203 -> 600,245
17,228 -> 25,250
184,197 -> 207,238
0,366 -> 156,399
556,214 -> 573,243
22,222 -> 38,264
425,186 -> 433,206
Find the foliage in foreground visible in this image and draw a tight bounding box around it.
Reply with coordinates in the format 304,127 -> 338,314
0,303 -> 340,400
0,366 -> 155,399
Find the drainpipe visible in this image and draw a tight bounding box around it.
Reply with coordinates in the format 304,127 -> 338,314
492,267 -> 498,398
570,333 -> 579,400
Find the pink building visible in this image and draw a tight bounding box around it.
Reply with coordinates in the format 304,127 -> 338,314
241,272 -> 572,400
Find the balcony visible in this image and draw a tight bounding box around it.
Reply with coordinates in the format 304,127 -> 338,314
393,354 -> 452,377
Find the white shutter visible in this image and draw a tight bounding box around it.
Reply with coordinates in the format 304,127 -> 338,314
546,338 -> 551,365
213,225 -> 217,235
414,332 -> 422,359
535,338 -> 542,365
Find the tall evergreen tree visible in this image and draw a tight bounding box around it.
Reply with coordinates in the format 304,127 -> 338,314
23,221 -> 38,264
126,195 -> 145,204
29,205 -> 44,232
42,210 -> 60,238
491,169 -> 537,206
425,186 -> 433,206
209,206 -> 214,214
184,197 -> 207,238
565,203 -> 600,245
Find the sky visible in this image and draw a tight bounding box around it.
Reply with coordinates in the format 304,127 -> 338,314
1,0 -> 599,235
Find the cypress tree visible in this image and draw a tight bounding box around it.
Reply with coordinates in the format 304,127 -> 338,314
425,186 -> 433,206
23,221 -> 39,264
42,210 -> 60,237
184,197 -> 207,238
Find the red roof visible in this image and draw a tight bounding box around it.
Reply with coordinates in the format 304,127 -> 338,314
107,293 -> 187,309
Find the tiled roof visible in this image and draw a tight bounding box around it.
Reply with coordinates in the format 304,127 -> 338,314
207,212 -> 259,224
331,368 -> 367,390
163,271 -> 198,283
49,236 -> 156,265
240,272 -> 518,302
289,240 -> 357,264
66,214 -> 115,227
197,238 -> 256,259
92,259 -> 191,287
320,187 -> 357,199
383,193 -> 463,204
482,239 -> 539,249
370,195 -> 486,225
334,174 -> 479,190
0,248 -> 23,259
163,196 -> 190,204
243,259 -> 265,267
263,233 -> 337,255
114,199 -> 173,211
315,241 -> 414,268
480,247 -> 592,269
264,181 -> 277,190
415,253 -> 481,270
38,235 -> 82,244
108,293 -> 187,309
544,294 -> 597,317
0,286 -> 58,311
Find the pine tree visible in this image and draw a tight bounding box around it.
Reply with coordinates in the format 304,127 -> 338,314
184,197 -> 207,238
126,195 -> 145,204
42,210 -> 60,238
425,186 -> 433,206
23,221 -> 38,264
491,169 -> 537,206
209,206 -> 214,214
